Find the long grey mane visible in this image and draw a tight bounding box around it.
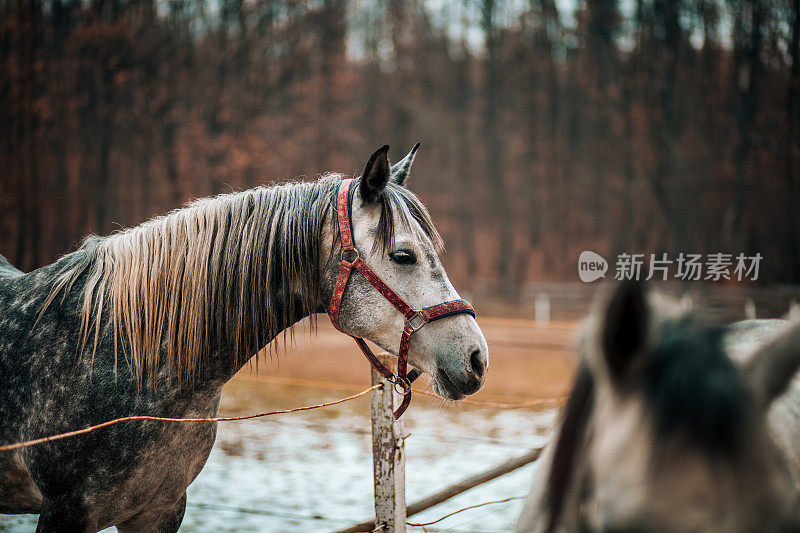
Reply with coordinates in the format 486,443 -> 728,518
40,174 -> 442,384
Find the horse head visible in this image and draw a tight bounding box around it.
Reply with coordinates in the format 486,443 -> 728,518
321,145 -> 489,401
520,281 -> 800,532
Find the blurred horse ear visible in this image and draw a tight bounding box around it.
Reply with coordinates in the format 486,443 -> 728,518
601,281 -> 648,380
360,145 -> 391,203
742,320 -> 800,409
390,142 -> 420,187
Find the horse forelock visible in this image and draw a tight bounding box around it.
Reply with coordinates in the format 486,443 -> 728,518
644,314 -> 749,455
40,174 -> 440,385
339,178 -> 443,257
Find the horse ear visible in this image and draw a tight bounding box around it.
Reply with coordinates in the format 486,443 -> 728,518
601,281 -> 649,380
742,320 -> 800,409
360,145 -> 391,203
390,142 -> 420,187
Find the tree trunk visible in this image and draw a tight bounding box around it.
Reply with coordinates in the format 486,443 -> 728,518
787,0 -> 800,282
481,0 -> 513,290
732,0 -> 763,253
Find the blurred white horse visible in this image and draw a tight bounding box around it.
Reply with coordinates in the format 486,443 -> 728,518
517,282 -> 800,532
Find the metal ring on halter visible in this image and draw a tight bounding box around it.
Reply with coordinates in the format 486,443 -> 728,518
341,248 -> 359,263
405,312 -> 427,332
392,376 -> 411,395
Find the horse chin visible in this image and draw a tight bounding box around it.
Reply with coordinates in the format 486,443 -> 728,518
433,369 -> 466,401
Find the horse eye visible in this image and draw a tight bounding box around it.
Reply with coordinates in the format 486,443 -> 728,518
389,250 -> 417,265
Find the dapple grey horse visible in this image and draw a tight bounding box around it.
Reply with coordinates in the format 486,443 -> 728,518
517,282 -> 800,532
0,146 -> 488,532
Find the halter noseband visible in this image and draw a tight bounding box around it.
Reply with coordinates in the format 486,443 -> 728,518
328,178 -> 476,419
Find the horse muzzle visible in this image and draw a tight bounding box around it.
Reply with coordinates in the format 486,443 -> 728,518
433,343 -> 488,400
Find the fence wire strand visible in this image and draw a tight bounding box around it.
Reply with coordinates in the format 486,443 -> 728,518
405,496 -> 527,528
233,373 -> 566,409
411,388 -> 565,409
0,384 -> 381,452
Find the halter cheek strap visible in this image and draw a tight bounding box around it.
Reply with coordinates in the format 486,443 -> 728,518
328,178 -> 476,419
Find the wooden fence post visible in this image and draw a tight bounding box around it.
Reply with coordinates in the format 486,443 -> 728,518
371,354 -> 406,532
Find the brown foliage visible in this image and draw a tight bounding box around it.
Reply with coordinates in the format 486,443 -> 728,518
1,0 -> 798,287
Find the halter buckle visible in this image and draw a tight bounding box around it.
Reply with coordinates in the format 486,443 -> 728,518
341,247 -> 359,263
405,312 -> 427,332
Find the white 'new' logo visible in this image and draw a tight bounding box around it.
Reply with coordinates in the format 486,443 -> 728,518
578,251 -> 608,282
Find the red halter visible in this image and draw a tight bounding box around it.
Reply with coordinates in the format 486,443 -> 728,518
328,178 -> 476,419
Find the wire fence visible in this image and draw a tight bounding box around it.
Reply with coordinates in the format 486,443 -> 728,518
0,353 -> 562,531
0,373 -> 564,453
185,496 -> 528,531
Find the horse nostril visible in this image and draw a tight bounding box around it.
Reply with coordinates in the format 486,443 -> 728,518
470,349 -> 486,379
